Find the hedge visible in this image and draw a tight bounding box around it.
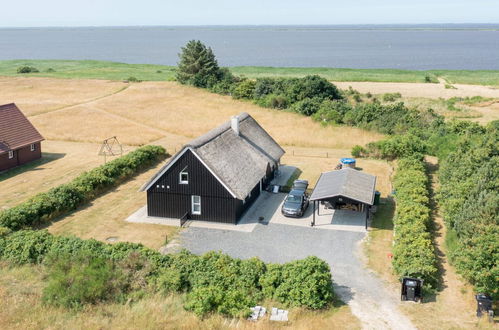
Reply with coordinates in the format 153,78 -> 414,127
392,157 -> 439,288
0,230 -> 334,317
438,122 -> 498,298
0,145 -> 167,231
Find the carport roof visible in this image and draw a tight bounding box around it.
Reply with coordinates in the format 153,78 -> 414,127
310,168 -> 376,205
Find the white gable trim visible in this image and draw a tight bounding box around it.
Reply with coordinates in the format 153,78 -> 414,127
141,147 -> 237,198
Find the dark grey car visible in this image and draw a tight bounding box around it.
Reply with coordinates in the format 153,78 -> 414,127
281,180 -> 309,217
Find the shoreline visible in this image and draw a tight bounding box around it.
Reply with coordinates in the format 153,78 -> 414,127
1,59 -> 499,86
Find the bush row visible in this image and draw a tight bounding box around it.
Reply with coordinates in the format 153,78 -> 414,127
438,121 -> 498,298
392,157 -> 439,288
0,145 -> 167,231
210,74 -> 344,114
0,230 -> 334,316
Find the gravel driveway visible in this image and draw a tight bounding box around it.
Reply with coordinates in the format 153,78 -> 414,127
180,223 -> 415,329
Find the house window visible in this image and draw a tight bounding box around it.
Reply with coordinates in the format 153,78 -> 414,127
8,150 -> 13,159
179,169 -> 189,184
30,143 -> 35,151
191,195 -> 201,215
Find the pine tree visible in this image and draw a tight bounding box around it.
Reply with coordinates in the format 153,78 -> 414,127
176,40 -> 221,88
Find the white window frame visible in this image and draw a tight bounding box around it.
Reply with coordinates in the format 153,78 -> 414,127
191,195 -> 201,215
30,143 -> 35,151
8,150 -> 13,159
179,168 -> 189,184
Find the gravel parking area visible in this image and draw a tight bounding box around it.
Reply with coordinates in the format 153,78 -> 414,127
180,224 -> 414,329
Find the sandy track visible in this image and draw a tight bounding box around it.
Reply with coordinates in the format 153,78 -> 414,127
333,81 -> 499,99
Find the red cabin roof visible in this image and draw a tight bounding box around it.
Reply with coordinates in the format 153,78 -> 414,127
0,103 -> 44,154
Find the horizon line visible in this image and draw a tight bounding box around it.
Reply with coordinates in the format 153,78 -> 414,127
1,22 -> 499,29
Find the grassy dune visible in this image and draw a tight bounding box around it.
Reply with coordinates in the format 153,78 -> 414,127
1,59 -> 499,85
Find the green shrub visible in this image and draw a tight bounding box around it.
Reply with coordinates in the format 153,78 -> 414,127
351,145 -> 366,158
382,93 -> 402,102
231,79 -> 256,99
290,97 -> 323,116
364,134 -> 427,160
0,226 -> 11,237
424,73 -> 438,83
0,145 -> 166,231
46,68 -> 56,73
438,123 -> 498,297
343,102 -> 442,135
156,268 -> 184,293
184,286 -> 224,317
285,75 -> 342,103
255,93 -> 289,109
127,76 -> 141,82
0,230 -> 335,316
1,230 -> 54,264
254,78 -> 286,98
42,251 -> 123,309
217,288 -> 255,318
208,68 -> 239,95
17,66 -> 39,73
312,99 -> 352,125
261,257 -> 333,309
391,158 -> 439,288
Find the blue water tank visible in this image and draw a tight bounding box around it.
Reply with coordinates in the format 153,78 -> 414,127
340,157 -> 356,168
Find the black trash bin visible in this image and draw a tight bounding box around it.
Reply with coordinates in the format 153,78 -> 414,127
401,277 -> 423,303
475,293 -> 493,318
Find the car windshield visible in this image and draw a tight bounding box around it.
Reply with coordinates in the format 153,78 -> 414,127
286,195 -> 302,203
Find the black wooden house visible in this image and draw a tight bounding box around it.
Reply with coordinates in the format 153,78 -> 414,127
140,113 -> 285,224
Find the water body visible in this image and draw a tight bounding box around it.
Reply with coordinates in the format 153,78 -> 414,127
1,25 -> 499,70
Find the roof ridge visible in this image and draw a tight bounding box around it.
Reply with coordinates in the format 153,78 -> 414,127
186,112 -> 250,149
0,103 -> 16,109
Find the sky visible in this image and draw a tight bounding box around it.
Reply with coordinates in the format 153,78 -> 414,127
1,0 -> 498,27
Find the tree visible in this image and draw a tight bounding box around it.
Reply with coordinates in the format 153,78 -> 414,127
176,40 -> 221,88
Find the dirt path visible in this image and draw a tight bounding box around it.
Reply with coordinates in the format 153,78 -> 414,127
28,84 -> 130,117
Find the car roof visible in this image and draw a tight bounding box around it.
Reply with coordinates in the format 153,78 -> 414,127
289,189 -> 306,196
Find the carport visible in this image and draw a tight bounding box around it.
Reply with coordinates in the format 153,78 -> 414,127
310,168 -> 376,229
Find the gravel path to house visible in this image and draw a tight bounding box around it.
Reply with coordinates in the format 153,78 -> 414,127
180,223 -> 415,329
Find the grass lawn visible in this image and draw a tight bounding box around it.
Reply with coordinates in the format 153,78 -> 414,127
0,264 -> 361,330
2,59 -> 499,85
47,159 -> 178,250
0,140 -> 132,209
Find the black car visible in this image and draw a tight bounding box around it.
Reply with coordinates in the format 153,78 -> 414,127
281,180 -> 309,217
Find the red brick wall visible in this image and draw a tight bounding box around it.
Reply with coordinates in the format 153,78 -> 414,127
18,142 -> 42,164
0,150 -> 18,171
0,142 -> 42,172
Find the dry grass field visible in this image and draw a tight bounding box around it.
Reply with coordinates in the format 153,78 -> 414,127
333,81 -> 499,99
0,264 -> 361,330
0,76 -> 127,116
47,159 -> 178,249
0,140 -> 134,209
0,77 -> 384,149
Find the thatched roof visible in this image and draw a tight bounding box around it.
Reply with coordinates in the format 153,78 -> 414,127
141,113 -> 285,199
310,168 -> 377,205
